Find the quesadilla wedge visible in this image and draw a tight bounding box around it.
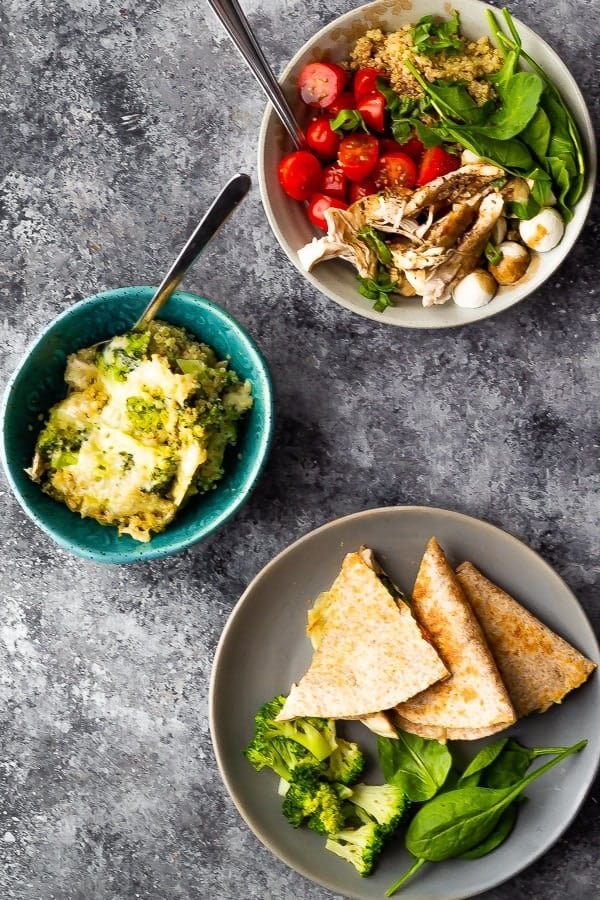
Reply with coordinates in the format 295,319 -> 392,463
456,561 -> 597,717
277,548 -> 450,721
393,537 -> 517,741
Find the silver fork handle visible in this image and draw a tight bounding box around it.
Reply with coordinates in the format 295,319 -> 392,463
207,0 -> 305,150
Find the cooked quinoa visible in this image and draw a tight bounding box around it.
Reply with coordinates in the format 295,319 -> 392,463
349,25 -> 503,104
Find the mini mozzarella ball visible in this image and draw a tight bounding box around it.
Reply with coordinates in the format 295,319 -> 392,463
461,148 -> 486,165
518,207 -> 565,252
452,269 -> 498,308
491,216 -> 507,246
488,241 -> 531,284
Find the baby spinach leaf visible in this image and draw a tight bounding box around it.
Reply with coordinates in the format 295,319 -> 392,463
444,126 -> 534,172
378,731 -> 453,802
480,71 -> 543,139
405,740 -> 586,862
457,737 -> 509,788
521,107 -> 552,160
481,739 -> 572,788
459,802 -> 519,859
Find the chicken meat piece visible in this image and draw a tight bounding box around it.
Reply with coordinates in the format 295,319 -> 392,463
413,192 -> 505,306
403,164 -> 505,218
297,205 -> 378,278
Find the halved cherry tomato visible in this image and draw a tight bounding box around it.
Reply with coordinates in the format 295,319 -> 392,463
307,193 -> 348,231
416,146 -> 460,185
298,62 -> 347,109
398,129 -> 426,161
277,150 -> 322,201
373,152 -> 417,190
356,91 -> 386,133
320,163 -> 348,201
306,117 -> 340,159
353,68 -> 385,100
347,176 -> 378,203
337,133 -> 379,182
326,90 -> 356,118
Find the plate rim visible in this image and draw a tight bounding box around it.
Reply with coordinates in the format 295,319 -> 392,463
209,504 -> 600,899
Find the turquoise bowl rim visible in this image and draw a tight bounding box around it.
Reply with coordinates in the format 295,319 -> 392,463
1,287 -> 275,564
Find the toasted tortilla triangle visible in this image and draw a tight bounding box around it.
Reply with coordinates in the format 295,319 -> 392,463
277,550 -> 449,721
393,538 -> 516,741
456,561 -> 597,717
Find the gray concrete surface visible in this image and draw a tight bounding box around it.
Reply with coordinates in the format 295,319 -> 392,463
0,1 -> 598,898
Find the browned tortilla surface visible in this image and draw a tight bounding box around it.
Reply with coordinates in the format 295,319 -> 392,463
393,537 -> 516,741
456,561 -> 597,717
277,550 -> 449,721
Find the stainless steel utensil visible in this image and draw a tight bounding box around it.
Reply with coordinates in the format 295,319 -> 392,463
133,171 -> 251,329
207,0 -> 305,150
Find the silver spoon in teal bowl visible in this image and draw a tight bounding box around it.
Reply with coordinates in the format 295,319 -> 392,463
133,171 -> 251,330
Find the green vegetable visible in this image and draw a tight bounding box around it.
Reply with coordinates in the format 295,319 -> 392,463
98,330 -> 150,381
357,226 -> 393,266
377,731 -> 453,802
281,771 -> 346,835
330,108 -> 368,134
325,820 -> 384,877
348,782 -> 410,836
385,739 -> 587,894
480,738 -> 573,789
245,695 -> 338,765
412,12 -> 464,56
325,737 -> 366,785
456,736 -> 509,787
357,268 -> 399,312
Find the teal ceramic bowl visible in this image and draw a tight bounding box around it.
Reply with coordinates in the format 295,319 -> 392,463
1,287 -> 274,564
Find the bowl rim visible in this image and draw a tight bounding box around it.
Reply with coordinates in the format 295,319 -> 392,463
257,0 -> 597,329
1,286 -> 275,564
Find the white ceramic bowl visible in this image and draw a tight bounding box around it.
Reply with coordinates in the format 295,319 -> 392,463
257,0 -> 596,328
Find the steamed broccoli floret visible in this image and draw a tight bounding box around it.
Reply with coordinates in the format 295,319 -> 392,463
347,782 -> 409,836
253,695 -> 338,762
282,773 -> 346,835
325,737 -> 366,786
325,820 -> 384,877
244,734 -> 320,783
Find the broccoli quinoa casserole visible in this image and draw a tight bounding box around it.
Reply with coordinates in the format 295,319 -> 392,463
27,321 -> 253,542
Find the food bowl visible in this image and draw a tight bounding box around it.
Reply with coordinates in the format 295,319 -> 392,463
257,0 -> 596,328
1,287 -> 274,563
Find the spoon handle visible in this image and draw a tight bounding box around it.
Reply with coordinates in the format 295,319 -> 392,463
134,172 -> 251,330
207,0 -> 305,150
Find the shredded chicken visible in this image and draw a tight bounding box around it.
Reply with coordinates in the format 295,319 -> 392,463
297,163 -> 514,307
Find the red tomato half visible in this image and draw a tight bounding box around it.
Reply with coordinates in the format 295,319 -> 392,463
298,62 -> 347,109
353,68 -> 385,100
277,150 -> 322,201
320,163 -> 348,201
379,138 -> 403,155
326,90 -> 356,118
373,152 -> 417,190
356,91 -> 386,133
305,117 -> 340,159
337,133 -> 379,182
307,193 -> 348,231
348,176 -> 378,203
416,146 -> 461,185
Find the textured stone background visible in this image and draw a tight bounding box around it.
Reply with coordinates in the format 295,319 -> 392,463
0,1 -> 599,898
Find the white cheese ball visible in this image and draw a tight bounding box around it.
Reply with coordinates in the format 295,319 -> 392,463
518,207 -> 565,252
452,269 -> 498,308
488,241 -> 531,285
491,216 -> 508,246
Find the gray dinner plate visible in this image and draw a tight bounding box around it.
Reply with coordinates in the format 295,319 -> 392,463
209,506 -> 600,899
